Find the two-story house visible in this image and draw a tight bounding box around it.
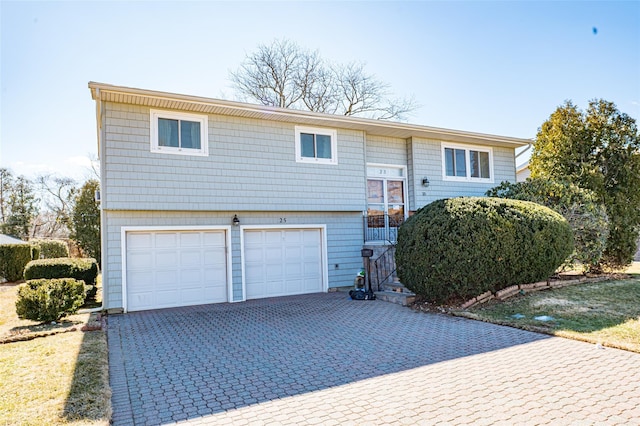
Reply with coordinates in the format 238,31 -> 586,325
89,82 -> 530,312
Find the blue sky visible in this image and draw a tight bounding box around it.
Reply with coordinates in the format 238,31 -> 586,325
1,0 -> 639,181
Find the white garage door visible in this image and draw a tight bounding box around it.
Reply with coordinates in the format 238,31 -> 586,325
125,230 -> 228,311
244,228 -> 324,299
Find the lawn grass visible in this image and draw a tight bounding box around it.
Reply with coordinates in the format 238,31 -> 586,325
458,262 -> 640,352
0,280 -> 110,425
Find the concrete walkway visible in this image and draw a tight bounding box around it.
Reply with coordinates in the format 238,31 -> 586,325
107,292 -> 640,425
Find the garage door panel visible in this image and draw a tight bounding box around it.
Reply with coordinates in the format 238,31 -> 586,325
128,270 -> 154,287
203,248 -> 225,266
304,278 -> 322,291
284,246 -> 302,261
155,290 -> 180,307
128,233 -> 152,249
284,262 -> 302,276
156,251 -> 179,267
265,264 -> 283,280
265,231 -> 283,243
208,285 -> 227,302
129,294 -> 154,310
244,229 -> 323,300
181,288 -> 204,304
180,268 -> 202,284
126,230 -> 228,311
204,231 -> 225,246
156,233 -> 177,248
179,249 -> 203,267
283,232 -> 301,243
303,246 -> 320,258
128,252 -> 153,269
180,232 -> 201,247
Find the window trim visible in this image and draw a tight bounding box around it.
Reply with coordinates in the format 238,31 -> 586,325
295,126 -> 338,165
441,142 -> 494,183
150,109 -> 209,156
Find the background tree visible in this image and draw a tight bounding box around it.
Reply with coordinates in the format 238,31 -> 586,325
69,179 -> 101,264
33,174 -> 78,238
530,99 -> 640,269
487,178 -> 609,272
0,168 -> 14,224
1,176 -> 39,239
230,39 -> 418,120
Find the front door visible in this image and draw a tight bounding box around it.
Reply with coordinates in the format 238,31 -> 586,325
366,165 -> 407,243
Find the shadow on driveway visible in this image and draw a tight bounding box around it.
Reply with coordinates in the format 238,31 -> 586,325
107,292 -> 550,425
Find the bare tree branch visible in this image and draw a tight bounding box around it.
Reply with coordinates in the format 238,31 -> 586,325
229,39 -> 418,121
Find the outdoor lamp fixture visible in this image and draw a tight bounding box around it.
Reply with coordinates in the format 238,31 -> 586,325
232,215 -> 240,226
422,177 -> 430,187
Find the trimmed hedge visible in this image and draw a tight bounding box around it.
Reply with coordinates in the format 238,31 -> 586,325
0,244 -> 33,282
23,257 -> 98,286
487,178 -> 609,271
15,278 -> 86,322
30,239 -> 69,259
396,197 -> 574,304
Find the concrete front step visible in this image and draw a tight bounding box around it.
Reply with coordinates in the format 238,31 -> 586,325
375,291 -> 416,306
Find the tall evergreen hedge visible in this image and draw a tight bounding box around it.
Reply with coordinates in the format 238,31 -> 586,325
396,197 -> 574,304
30,239 -> 70,259
0,244 -> 33,282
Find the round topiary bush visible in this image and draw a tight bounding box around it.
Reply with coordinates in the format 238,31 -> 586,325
396,197 -> 574,304
15,278 -> 86,322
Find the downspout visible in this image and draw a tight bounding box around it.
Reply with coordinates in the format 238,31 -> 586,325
94,88 -> 109,311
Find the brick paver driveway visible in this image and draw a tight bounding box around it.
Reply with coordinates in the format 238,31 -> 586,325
107,292 -> 640,425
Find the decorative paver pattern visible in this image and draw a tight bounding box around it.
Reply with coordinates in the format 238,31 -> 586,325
108,292 -> 640,425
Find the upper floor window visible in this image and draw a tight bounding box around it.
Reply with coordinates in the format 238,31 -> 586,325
442,143 -> 493,182
295,126 -> 338,165
150,110 -> 208,156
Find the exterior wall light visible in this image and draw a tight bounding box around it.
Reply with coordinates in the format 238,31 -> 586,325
232,215 -> 240,226
422,178 -> 430,187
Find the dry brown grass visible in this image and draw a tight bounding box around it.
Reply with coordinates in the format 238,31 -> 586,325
0,282 -> 110,425
461,265 -> 640,353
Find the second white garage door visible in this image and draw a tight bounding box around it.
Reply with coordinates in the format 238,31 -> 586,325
125,230 -> 228,312
243,228 -> 324,299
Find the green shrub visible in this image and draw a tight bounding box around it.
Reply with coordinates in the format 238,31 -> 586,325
0,244 -> 33,282
396,197 -> 574,304
487,178 -> 609,272
15,278 -> 86,322
30,239 -> 69,259
23,257 -> 98,285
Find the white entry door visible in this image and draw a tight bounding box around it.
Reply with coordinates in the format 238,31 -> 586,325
125,230 -> 228,311
243,228 -> 324,299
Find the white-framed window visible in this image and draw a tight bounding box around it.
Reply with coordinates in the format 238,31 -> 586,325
295,126 -> 338,165
441,143 -> 493,182
150,110 -> 208,156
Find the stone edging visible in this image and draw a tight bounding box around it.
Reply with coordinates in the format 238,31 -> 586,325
460,276 -> 611,309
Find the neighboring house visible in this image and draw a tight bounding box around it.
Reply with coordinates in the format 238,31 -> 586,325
0,234 -> 28,245
516,161 -> 530,182
89,82 -> 530,313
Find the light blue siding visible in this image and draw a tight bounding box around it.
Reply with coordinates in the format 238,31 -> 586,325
102,103 -> 366,212
366,135 -> 407,165
410,137 -> 516,210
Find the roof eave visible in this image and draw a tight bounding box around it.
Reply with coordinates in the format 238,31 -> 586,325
88,82 -> 532,148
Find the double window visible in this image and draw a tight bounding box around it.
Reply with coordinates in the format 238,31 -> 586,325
150,110 -> 208,156
295,126 -> 337,164
442,143 -> 493,182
